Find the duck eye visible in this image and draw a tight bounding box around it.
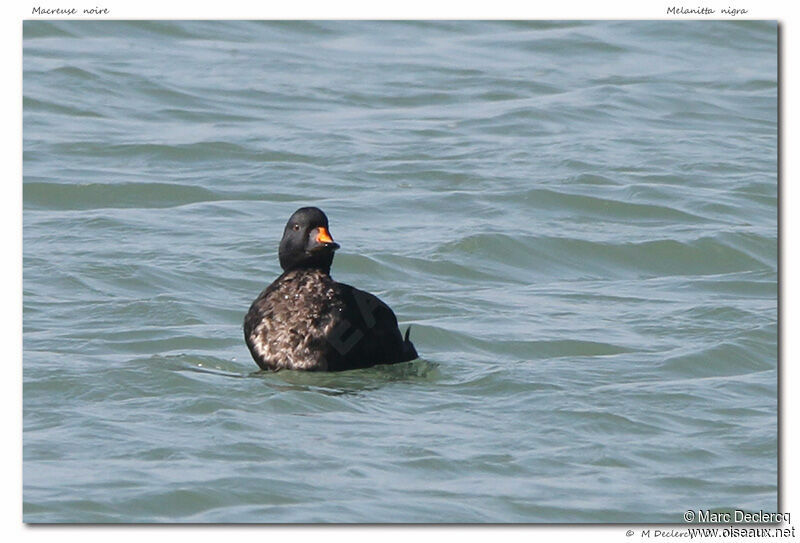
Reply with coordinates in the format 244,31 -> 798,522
292,224 -> 300,231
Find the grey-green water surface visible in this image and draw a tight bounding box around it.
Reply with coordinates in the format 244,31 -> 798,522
23,20 -> 777,523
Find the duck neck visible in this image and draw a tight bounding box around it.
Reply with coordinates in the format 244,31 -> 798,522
281,258 -> 333,276
289,263 -> 331,276
279,250 -> 334,276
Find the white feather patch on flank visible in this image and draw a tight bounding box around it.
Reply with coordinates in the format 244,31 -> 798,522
246,269 -> 342,371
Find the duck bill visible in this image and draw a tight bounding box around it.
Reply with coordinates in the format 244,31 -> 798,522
314,227 -> 340,251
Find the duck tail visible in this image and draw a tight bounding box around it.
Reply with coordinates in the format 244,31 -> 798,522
402,326 -> 418,361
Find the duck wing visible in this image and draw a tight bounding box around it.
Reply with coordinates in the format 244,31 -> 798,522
326,282 -> 418,370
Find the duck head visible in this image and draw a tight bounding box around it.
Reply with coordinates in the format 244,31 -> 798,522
278,207 -> 340,273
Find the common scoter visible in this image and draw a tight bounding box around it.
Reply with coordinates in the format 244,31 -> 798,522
244,207 -> 418,371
